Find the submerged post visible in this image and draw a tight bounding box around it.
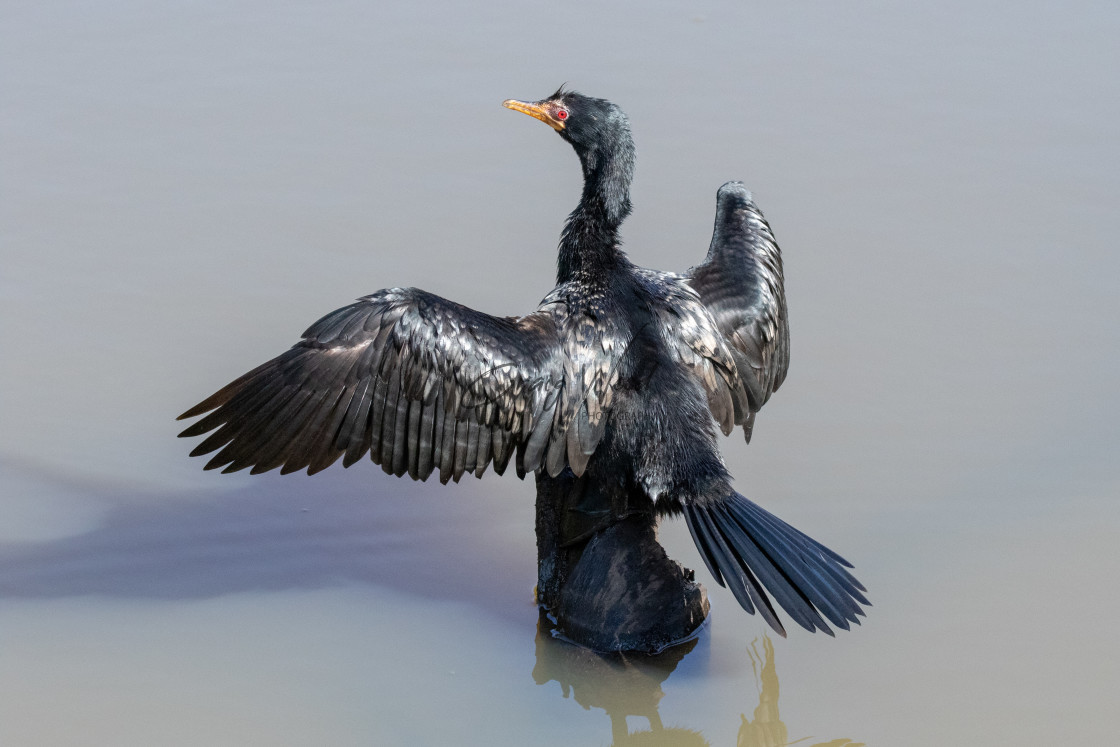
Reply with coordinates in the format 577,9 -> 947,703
534,472 -> 709,653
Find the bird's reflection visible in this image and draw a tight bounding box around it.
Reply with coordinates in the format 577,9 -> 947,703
533,613 -> 706,745
738,636 -> 865,747
533,617 -> 863,747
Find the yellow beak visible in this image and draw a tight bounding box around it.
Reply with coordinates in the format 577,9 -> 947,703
503,99 -> 565,131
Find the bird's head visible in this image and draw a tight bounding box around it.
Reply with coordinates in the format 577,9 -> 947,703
503,87 -> 625,149
504,87 -> 635,222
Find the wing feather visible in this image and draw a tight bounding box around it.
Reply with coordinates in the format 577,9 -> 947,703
292,388 -> 350,474
687,182 -> 790,440
638,268 -> 749,438
415,397 -> 437,480
340,378 -> 374,467
179,287 -> 570,481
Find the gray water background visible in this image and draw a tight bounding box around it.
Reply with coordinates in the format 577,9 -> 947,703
2,1 -> 1118,744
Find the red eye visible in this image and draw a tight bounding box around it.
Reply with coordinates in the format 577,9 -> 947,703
555,108 -> 569,121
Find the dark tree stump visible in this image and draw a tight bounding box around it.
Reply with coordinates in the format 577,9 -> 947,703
535,471 -> 709,653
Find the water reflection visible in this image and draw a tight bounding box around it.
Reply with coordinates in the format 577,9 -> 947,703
534,621 -> 864,747
0,460 -> 534,620
534,613 -> 705,745
739,637 -> 865,747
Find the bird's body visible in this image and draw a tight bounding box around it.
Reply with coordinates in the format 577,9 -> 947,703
539,260 -> 733,506
179,89 -> 867,637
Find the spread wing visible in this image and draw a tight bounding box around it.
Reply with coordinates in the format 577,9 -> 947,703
637,269 -> 750,438
687,182 -> 790,441
178,287 -> 603,483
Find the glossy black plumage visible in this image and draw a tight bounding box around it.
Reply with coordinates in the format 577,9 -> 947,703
179,88 -> 868,636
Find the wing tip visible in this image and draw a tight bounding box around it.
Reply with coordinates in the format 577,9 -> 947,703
177,400 -> 217,422
717,180 -> 752,202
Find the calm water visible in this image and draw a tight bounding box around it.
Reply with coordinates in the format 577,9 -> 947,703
2,2 -> 1118,744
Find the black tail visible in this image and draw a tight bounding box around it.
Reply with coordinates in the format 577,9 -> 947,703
683,491 -> 869,636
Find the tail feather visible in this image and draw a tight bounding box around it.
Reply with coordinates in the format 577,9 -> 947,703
713,502 -> 837,635
723,500 -> 859,631
684,504 -> 786,635
727,497 -> 870,606
684,491 -> 869,637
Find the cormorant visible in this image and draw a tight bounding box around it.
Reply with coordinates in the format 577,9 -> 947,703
178,88 -> 868,636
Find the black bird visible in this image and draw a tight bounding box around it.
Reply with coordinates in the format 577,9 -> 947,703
178,88 -> 868,636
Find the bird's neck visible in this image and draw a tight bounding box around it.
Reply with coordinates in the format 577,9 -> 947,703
557,151 -> 634,284
557,204 -> 625,283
